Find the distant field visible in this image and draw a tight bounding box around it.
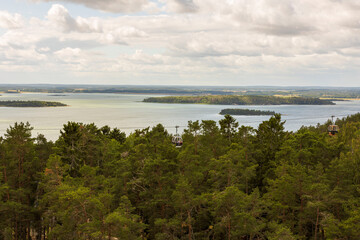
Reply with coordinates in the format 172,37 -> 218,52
143,95 -> 335,105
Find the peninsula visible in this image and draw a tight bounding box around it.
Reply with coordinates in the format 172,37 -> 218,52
220,108 -> 276,116
0,101 -> 67,107
143,95 -> 335,105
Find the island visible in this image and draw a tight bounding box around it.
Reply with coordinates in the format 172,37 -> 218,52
0,101 -> 67,107
143,95 -> 335,105
5,90 -> 21,93
220,108 -> 276,116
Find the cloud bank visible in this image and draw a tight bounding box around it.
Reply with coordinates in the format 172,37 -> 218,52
0,0 -> 360,85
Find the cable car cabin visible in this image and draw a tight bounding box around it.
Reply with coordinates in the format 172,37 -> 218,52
172,135 -> 183,148
328,125 -> 339,136
172,125 -> 183,148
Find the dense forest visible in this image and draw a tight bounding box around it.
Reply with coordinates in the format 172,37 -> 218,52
143,95 -> 335,105
1,113 -> 360,239
219,109 -> 276,116
0,101 -> 67,107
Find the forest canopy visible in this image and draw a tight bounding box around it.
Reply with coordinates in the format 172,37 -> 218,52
1,113 -> 360,239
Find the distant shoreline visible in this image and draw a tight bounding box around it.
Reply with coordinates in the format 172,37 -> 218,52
1,90 -> 360,100
1,86 -> 360,99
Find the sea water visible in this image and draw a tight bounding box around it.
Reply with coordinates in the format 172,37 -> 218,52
0,93 -> 359,140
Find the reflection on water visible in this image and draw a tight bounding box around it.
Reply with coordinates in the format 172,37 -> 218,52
0,93 -> 359,140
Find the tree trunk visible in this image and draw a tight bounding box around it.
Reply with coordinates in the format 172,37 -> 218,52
188,211 -> 192,240
194,137 -> 198,155
227,213 -> 231,240
18,155 -> 23,188
299,181 -> 303,235
27,221 -> 31,240
314,207 -> 319,240
245,177 -> 248,195
3,167 -> 10,200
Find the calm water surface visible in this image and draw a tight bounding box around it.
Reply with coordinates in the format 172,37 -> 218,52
1,93 -> 359,140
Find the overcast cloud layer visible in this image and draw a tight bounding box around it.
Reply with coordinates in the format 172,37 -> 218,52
0,0 -> 360,86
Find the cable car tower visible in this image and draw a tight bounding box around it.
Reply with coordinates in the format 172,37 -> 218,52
172,125 -> 183,148
328,115 -> 339,136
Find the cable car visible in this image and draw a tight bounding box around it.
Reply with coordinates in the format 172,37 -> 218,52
328,115 -> 339,136
172,126 -> 183,148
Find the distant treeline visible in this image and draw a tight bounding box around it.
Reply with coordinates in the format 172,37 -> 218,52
143,95 -> 335,105
220,108 -> 276,115
0,100 -> 67,107
2,88 -> 234,95
2,85 -> 360,98
74,89 -> 231,95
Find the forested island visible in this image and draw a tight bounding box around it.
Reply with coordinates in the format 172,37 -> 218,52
1,113 -> 360,239
220,108 -> 276,115
143,95 -> 335,105
0,100 -> 67,107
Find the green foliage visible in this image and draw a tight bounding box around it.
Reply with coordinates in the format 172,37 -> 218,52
219,114 -> 239,142
213,187 -> 265,239
2,113 -> 360,239
254,114 -> 286,189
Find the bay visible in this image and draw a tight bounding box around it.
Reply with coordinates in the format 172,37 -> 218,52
0,92 -> 359,140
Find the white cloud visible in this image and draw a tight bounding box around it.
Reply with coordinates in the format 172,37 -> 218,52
54,47 -> 82,61
46,4 -> 77,32
101,27 -> 148,44
53,47 -> 110,71
46,4 -> 103,33
38,47 -> 50,52
33,0 -> 150,13
0,11 -> 24,29
45,4 -> 148,45
163,0 -> 198,13
0,46 -> 47,70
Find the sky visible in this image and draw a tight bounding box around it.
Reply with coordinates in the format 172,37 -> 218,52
0,0 -> 360,86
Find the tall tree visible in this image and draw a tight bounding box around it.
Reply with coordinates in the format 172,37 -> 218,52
219,114 -> 239,142
0,122 -> 41,240
254,114 -> 286,190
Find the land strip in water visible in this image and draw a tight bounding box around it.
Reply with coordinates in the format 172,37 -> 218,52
143,95 -> 335,105
220,108 -> 276,115
0,101 -> 67,107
